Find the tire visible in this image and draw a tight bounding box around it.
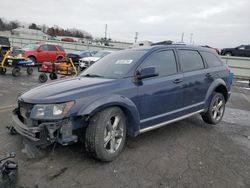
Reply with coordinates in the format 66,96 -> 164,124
225,52 -> 232,56
201,92 -> 225,124
49,73 -> 58,80
38,73 -> 48,83
0,67 -> 7,75
12,67 -> 21,77
26,67 -> 33,75
85,107 -> 127,162
80,67 -> 85,71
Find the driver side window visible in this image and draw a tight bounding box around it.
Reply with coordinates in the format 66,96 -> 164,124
140,50 -> 177,77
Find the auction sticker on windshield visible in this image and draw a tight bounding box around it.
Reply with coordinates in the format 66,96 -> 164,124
115,60 -> 133,64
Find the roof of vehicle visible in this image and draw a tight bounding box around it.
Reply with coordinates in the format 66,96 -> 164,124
130,44 -> 216,53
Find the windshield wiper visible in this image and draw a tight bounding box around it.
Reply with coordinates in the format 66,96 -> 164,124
82,73 -> 104,78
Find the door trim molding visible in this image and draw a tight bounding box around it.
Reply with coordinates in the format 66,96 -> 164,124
139,109 -> 204,134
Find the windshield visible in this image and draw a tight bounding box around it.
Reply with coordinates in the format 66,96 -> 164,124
81,50 -> 146,79
22,44 -> 39,51
93,51 -> 111,58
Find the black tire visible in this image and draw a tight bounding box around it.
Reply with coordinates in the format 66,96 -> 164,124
80,67 -> 85,71
49,73 -> 58,80
85,107 -> 127,162
11,67 -> 21,77
26,67 -> 33,75
202,92 -> 225,124
38,73 -> 48,83
0,67 -> 7,75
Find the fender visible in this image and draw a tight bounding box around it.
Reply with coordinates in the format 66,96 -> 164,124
204,78 -> 228,109
77,94 -> 141,137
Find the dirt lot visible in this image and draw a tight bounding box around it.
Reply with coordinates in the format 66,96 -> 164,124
0,69 -> 250,188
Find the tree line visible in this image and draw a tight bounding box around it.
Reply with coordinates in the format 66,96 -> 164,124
0,18 -> 92,39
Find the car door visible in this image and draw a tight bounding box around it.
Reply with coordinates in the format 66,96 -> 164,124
137,49 -> 184,129
36,45 -> 49,63
47,45 -> 58,61
177,49 -> 211,113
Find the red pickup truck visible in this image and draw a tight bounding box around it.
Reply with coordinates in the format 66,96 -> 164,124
23,43 -> 66,63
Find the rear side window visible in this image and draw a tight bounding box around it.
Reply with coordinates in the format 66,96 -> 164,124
57,45 -> 65,52
47,45 -> 58,51
141,50 -> 177,77
178,50 -> 204,72
201,52 -> 222,67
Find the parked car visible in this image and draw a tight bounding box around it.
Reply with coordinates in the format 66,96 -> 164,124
221,45 -> 250,57
67,51 -> 93,66
79,50 -> 112,70
22,43 -> 67,63
61,38 -> 75,42
11,45 -> 231,161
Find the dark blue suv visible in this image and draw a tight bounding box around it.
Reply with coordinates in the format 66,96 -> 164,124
12,45 -> 231,161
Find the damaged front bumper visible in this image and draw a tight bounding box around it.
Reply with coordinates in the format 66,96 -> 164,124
11,109 -> 78,146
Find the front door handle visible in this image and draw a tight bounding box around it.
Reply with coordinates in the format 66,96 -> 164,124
173,79 -> 183,84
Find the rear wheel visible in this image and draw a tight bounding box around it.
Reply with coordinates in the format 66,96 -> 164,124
0,67 -> 7,75
12,67 -> 21,77
202,92 -> 225,124
26,67 -> 33,75
38,73 -> 48,83
85,107 -> 127,162
49,73 -> 57,80
225,52 -> 232,56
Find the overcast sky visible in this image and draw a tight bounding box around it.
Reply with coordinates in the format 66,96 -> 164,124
0,0 -> 250,47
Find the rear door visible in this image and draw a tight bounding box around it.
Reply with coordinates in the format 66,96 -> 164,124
137,49 -> 184,128
177,49 -> 211,112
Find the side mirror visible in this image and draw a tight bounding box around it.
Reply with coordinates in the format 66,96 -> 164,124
136,66 -> 158,80
37,48 -> 42,52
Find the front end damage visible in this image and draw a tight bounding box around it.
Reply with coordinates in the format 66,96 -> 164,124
11,101 -> 80,158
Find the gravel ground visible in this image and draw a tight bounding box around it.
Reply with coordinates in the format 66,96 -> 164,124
0,69 -> 250,188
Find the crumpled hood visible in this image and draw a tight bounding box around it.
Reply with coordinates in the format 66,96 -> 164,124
20,77 -> 116,104
80,56 -> 100,62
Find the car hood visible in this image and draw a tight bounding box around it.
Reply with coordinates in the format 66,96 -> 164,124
20,77 -> 117,104
80,57 -> 100,62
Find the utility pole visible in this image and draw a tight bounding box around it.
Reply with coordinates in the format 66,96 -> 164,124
134,32 -> 139,43
189,33 -> 194,44
104,24 -> 107,40
181,33 -> 184,43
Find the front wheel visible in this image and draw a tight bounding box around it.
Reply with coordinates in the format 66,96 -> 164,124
49,73 -> 57,80
38,73 -> 48,83
202,92 -> 225,124
85,107 -> 127,162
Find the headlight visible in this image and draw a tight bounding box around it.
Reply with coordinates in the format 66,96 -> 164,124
30,101 -> 75,120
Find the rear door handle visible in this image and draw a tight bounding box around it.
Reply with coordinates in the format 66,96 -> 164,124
173,79 -> 183,84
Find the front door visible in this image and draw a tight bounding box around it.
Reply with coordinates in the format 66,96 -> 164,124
137,49 -> 184,129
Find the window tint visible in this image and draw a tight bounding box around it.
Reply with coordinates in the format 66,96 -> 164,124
140,50 -> 177,77
39,45 -> 48,51
47,45 -> 57,51
178,50 -> 204,72
201,52 -> 222,67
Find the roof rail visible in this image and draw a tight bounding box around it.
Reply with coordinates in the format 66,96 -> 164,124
151,40 -> 173,46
